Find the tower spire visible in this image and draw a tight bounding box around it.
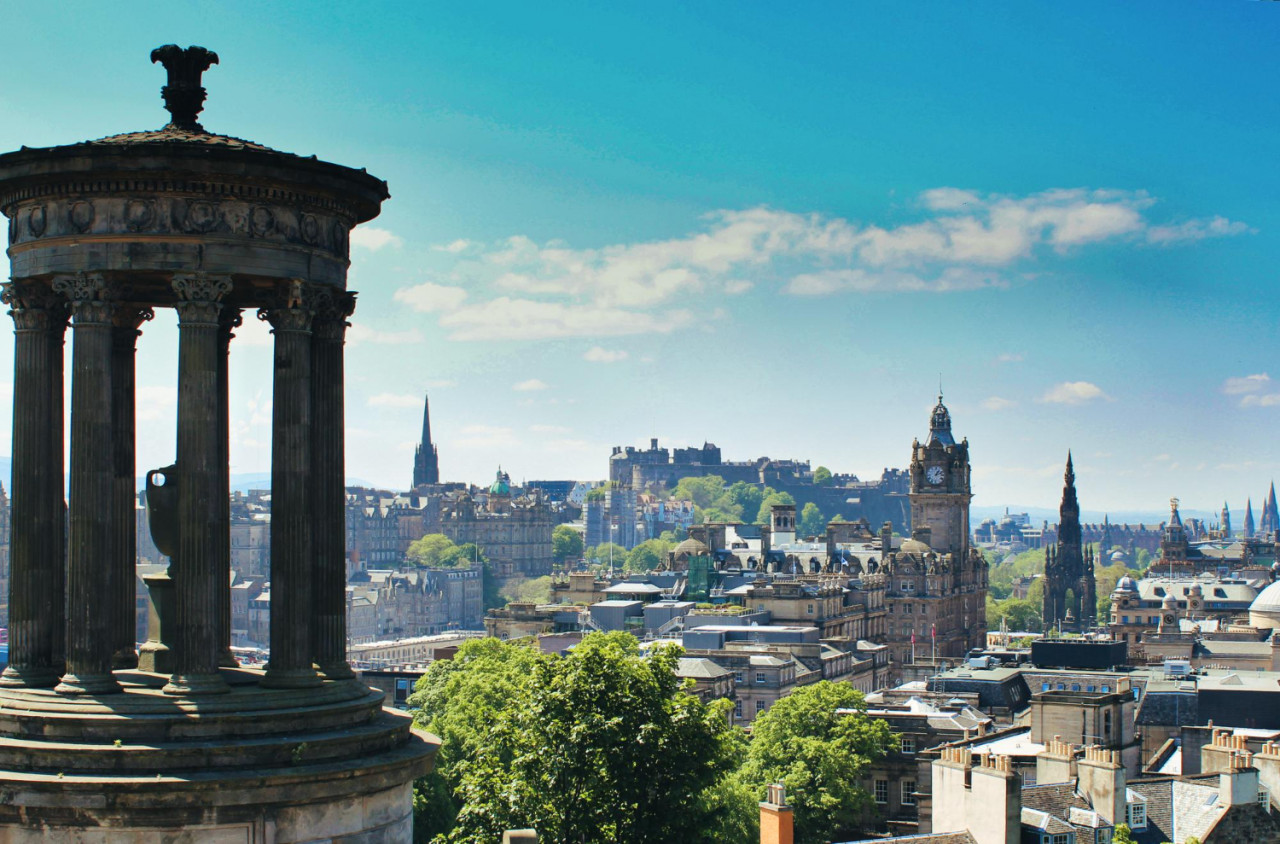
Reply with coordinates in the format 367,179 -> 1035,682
412,392 -> 440,488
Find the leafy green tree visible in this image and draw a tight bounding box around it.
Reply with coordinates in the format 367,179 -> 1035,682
755,490 -> 796,525
798,502 -> 825,538
552,524 -> 584,564
409,638 -> 544,841
720,482 -> 764,522
987,596 -> 1042,632
813,466 -> 832,486
1135,548 -> 1152,570
586,543 -> 629,571
673,475 -> 728,509
1111,823 -> 1135,844
659,528 -> 687,543
625,538 -> 673,573
443,633 -> 739,844
699,506 -> 741,524
504,575 -> 554,605
738,682 -> 896,844
584,487 -> 608,503
407,534 -> 459,567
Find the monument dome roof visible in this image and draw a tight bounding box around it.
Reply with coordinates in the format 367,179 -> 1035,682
1250,581 -> 1280,615
900,537 -> 931,555
674,537 -> 709,557
1115,575 -> 1138,593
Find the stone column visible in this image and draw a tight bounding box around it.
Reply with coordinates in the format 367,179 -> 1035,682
164,274 -> 232,696
111,306 -> 153,670
54,273 -> 121,695
0,282 -> 67,688
311,290 -> 355,680
261,281 -> 320,689
217,308 -> 242,667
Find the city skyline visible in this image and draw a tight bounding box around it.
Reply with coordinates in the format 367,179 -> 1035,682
1,3 -> 1277,512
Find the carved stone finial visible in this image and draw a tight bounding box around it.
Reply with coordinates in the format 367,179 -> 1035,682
150,44 -> 219,131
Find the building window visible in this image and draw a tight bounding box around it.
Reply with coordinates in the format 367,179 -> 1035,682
1050,835 -> 1071,844
902,780 -> 916,805
1042,682 -> 1051,692
756,672 -> 766,684
874,779 -> 888,804
905,604 -> 913,614
1128,801 -> 1146,829
807,603 -> 815,615
735,671 -> 745,684
755,699 -> 766,715
1259,786 -> 1271,810
734,699 -> 743,717
901,737 -> 916,754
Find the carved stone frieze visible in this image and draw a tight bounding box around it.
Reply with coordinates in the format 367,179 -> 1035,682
6,196 -> 354,260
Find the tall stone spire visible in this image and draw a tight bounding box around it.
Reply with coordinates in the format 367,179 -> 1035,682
412,392 -> 439,488
1221,502 -> 1231,538
1045,452 -> 1093,630
1263,482 -> 1280,537
1245,498 -> 1256,539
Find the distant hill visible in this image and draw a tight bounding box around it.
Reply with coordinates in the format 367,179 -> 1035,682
971,504 -> 1215,527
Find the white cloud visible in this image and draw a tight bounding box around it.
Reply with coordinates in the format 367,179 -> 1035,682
425,379 -> 457,389
136,385 -> 177,422
723,279 -> 754,295
393,283 -> 469,313
1039,381 -> 1109,405
367,393 -> 423,409
982,396 -> 1016,411
437,299 -> 694,342
433,239 -> 477,254
531,424 -> 571,434
346,324 -> 423,346
1147,216 -> 1253,244
231,314 -> 272,347
351,227 -> 403,251
996,353 -> 1024,363
1241,394 -> 1280,408
583,347 -> 628,363
513,379 -> 549,392
785,267 -> 1002,296
1223,374 -> 1270,395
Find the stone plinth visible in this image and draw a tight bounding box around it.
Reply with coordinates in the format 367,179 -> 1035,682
0,669 -> 437,841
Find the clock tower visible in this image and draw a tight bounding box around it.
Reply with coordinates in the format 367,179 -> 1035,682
908,394 -> 972,557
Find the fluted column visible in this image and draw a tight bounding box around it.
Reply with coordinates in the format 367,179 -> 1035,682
217,307 -> 242,666
311,290 -> 356,680
54,273 -> 121,695
0,282 -> 67,688
261,281 -> 320,689
111,306 -> 153,670
164,273 -> 232,696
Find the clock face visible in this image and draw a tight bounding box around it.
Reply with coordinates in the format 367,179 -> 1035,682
926,466 -> 944,486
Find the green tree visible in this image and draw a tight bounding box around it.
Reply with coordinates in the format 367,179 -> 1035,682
504,575 -> 554,605
720,482 -> 764,522
673,475 -> 728,509
1111,823 -> 1135,844
738,682 -> 896,844
625,538 -> 673,574
586,543 -> 629,571
407,534 -> 459,567
584,487 -> 607,503
443,633 -> 739,844
755,490 -> 796,525
798,502 -> 825,538
409,638 -> 544,841
813,466 -> 832,486
552,524 -> 584,564
987,596 -> 1042,632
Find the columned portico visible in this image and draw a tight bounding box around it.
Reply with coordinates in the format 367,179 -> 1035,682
0,44 -> 435,841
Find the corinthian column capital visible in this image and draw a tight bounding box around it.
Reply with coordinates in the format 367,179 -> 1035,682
257,279 -> 315,333
172,274 -> 232,325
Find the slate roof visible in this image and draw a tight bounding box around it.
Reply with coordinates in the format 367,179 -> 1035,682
89,126 -> 278,151
837,832 -> 976,844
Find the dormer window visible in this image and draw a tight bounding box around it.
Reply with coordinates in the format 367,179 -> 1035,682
1128,801 -> 1147,829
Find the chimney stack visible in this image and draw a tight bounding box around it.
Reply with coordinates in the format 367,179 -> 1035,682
759,782 -> 794,844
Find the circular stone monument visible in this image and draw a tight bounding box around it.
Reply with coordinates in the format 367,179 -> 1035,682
0,45 -> 437,841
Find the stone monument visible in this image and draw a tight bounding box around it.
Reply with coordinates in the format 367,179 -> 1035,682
0,45 -> 437,841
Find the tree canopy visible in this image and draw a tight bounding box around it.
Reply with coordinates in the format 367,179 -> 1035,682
407,534 -> 487,569
798,502 -> 825,538
737,682 -> 896,844
624,538 -> 673,574
552,524 -> 584,563
430,633 -> 739,844
755,490 -> 796,525
813,466 -> 832,486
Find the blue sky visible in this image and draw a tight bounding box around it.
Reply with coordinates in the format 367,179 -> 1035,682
1,2 -> 1278,513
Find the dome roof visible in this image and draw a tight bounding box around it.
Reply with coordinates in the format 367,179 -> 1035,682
1115,575 -> 1138,593
1250,581 -> 1280,615
900,538 -> 931,555
489,468 -> 511,496
674,537 -> 709,557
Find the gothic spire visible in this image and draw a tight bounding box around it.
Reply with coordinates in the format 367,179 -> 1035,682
412,392 -> 440,488
927,393 -> 954,446
1245,498 -> 1256,538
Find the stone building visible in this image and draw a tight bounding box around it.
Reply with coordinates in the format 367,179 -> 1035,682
430,472 -> 556,579
879,396 -> 988,670
607,436 -> 911,532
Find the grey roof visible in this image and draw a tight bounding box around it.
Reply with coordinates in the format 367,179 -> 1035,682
675,657 -> 732,679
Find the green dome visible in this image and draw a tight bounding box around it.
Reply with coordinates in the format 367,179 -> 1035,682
489,467 -> 511,496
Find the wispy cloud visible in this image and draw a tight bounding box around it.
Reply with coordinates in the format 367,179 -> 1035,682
394,189 -> 1246,342
996,353 -> 1024,363
1222,374 -> 1280,407
583,346 -> 628,363
454,424 -> 519,450
1039,381 -> 1109,405
367,392 -> 423,409
513,379 -> 549,392
982,396 -> 1016,411
136,386 -> 177,422
351,226 -> 403,251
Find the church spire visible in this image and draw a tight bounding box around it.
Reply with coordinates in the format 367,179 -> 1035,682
412,392 -> 440,488
1264,482 -> 1280,537
1245,498 -> 1256,538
